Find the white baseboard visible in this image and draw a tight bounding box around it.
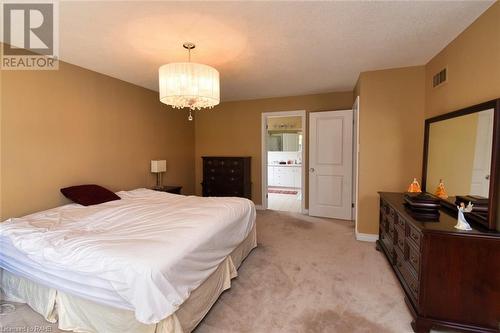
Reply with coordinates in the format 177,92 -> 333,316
302,209 -> 309,214
355,232 -> 379,242
255,205 -> 265,211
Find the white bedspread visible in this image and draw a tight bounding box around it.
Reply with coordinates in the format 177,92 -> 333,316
0,189 -> 256,324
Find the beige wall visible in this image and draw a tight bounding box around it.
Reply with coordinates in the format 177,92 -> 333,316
356,66 -> 425,234
425,2 -> 500,118
426,113 -> 478,196
354,3 -> 500,235
425,2 -> 499,230
1,61 -> 195,219
194,92 -> 353,207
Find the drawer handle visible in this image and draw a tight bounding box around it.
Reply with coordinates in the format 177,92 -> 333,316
410,254 -> 418,264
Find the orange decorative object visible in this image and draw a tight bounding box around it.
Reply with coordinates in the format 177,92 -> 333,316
407,178 -> 422,193
435,179 -> 448,199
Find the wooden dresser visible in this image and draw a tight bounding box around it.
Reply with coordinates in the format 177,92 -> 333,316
377,192 -> 500,333
202,156 -> 251,199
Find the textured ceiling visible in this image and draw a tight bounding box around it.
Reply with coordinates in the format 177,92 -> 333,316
52,1 -> 494,101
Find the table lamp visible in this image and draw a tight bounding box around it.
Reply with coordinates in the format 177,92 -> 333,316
151,160 -> 167,189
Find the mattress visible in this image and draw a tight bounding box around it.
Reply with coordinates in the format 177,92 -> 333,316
0,189 -> 256,324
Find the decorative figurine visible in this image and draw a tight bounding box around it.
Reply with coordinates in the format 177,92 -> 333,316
408,178 -> 422,193
455,202 -> 473,231
435,179 -> 448,199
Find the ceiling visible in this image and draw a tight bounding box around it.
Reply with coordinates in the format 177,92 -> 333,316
54,1 -> 493,101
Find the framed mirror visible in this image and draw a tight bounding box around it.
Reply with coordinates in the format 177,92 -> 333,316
422,98 -> 500,230
266,132 -> 302,152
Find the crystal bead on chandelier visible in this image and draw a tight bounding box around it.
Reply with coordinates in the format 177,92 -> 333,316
159,43 -> 220,121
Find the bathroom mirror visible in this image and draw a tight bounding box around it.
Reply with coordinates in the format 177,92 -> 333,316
422,99 -> 500,230
267,132 -> 302,152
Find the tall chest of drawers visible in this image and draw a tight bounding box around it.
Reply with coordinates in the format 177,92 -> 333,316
377,192 -> 500,333
202,156 -> 251,199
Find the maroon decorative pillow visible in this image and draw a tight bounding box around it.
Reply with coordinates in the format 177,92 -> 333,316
60,184 -> 120,206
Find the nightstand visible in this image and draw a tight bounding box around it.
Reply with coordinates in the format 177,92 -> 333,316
152,185 -> 182,194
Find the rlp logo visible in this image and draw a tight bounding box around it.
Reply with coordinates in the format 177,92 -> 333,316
3,3 -> 54,56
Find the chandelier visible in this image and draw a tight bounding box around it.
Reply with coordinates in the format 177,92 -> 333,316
159,42 -> 220,121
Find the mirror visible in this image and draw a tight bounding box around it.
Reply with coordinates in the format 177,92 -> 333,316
267,133 -> 302,152
267,116 -> 303,152
426,109 -> 493,198
423,99 -> 499,230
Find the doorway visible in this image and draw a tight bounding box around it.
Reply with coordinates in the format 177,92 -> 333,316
261,110 -> 306,213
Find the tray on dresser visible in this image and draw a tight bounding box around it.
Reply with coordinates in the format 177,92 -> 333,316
403,193 -> 440,221
404,208 -> 440,221
403,193 -> 441,209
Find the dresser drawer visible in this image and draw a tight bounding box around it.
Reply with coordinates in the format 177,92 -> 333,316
395,214 -> 406,230
388,218 -> 396,239
406,222 -> 422,249
204,174 -> 219,183
226,174 -> 243,183
394,224 -> 405,252
395,248 -> 419,304
382,215 -> 393,240
202,185 -> 216,196
405,240 -> 420,275
205,167 -> 225,175
226,159 -> 243,167
381,231 -> 395,263
225,167 -> 243,175
388,205 -> 395,221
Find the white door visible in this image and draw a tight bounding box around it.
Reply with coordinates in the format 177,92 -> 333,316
309,110 -> 353,220
470,109 -> 494,197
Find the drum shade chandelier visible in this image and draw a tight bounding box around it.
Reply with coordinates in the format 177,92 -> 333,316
159,42 -> 220,121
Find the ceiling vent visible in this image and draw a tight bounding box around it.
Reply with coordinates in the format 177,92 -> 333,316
432,68 -> 447,88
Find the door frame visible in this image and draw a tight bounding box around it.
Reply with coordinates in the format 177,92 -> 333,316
261,110 -> 307,213
353,97 -> 360,232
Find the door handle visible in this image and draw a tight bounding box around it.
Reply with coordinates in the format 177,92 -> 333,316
485,174 -> 490,180
310,168 -> 315,172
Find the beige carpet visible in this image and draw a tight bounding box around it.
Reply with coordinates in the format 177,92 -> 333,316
0,210 -> 415,332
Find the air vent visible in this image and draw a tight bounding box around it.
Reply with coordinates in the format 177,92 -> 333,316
433,68 -> 447,87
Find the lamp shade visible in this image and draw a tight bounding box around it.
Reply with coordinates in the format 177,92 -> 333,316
159,62 -> 220,110
151,160 -> 167,173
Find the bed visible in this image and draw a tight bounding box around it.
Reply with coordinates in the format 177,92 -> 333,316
0,188 -> 257,333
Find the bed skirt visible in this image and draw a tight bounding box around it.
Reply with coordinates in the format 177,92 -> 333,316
0,225 -> 257,333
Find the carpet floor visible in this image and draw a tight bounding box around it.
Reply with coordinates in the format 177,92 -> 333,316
0,210 -> 416,332
195,210 -> 413,333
